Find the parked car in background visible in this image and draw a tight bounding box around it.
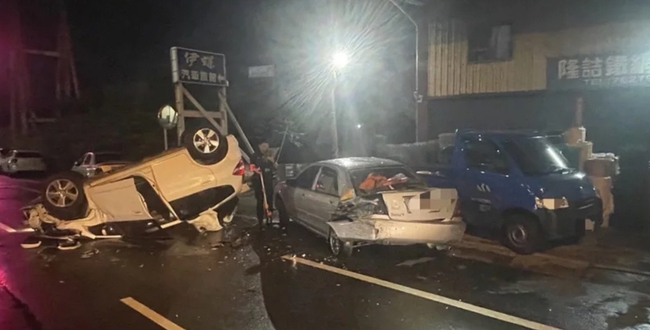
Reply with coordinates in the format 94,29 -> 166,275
273,157 -> 465,256
72,152 -> 130,177
415,131 -> 601,254
25,125 -> 245,240
0,150 -> 47,175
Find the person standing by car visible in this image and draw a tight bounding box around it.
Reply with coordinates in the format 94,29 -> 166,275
252,142 -> 275,224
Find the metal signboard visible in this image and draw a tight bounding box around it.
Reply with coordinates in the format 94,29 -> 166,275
548,52 -> 650,90
248,65 -> 275,78
171,47 -> 227,86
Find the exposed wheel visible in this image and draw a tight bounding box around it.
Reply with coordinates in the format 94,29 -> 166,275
502,214 -> 544,255
217,197 -> 238,227
568,219 -> 586,244
328,229 -> 353,257
183,125 -> 228,164
41,171 -> 88,220
276,197 -> 290,227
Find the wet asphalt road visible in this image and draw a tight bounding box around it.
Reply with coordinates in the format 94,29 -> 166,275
1,175 -> 650,330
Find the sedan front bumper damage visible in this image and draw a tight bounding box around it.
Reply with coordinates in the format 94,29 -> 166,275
328,217 -> 466,246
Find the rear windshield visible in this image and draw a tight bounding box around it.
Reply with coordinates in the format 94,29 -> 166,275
349,166 -> 426,195
15,152 -> 43,158
95,153 -> 123,164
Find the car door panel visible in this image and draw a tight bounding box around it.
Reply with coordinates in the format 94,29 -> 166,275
151,152 -> 213,202
87,178 -> 152,222
455,138 -> 512,227
306,167 -> 340,236
289,166 -> 320,227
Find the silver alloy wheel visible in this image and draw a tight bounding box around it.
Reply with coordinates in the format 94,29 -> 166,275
329,232 -> 341,255
192,128 -> 220,154
508,224 -> 528,247
45,179 -> 79,207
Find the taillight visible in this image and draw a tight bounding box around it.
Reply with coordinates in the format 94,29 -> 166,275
232,159 -> 245,176
453,199 -> 462,218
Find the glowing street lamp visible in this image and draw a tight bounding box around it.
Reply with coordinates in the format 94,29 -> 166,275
331,51 -> 349,69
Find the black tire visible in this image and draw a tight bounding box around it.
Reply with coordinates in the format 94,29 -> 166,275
276,197 -> 290,227
217,197 -> 238,227
328,229 -> 353,257
41,171 -> 88,220
502,214 -> 544,255
182,125 -> 228,164
569,219 -> 586,244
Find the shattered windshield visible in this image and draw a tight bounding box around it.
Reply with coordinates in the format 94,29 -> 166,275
350,166 -> 426,195
502,137 -> 572,176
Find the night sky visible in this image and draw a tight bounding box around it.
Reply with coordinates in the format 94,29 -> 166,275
1,0 -> 420,147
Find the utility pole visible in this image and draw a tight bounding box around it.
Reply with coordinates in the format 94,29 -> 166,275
387,0 -> 428,142
7,0 -> 79,142
331,71 -> 339,158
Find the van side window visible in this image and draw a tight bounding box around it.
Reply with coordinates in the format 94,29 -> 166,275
464,139 -> 509,174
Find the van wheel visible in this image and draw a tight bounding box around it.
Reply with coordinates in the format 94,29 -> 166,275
183,125 -> 228,164
41,171 -> 88,220
328,229 -> 353,257
502,214 -> 544,255
568,219 -> 586,244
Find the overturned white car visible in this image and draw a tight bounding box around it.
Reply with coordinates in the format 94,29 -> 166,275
273,158 -> 466,256
24,125 -> 245,244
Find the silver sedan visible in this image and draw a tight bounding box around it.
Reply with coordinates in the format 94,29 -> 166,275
273,157 -> 466,256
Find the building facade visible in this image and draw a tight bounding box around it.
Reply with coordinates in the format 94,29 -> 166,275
426,0 -> 650,153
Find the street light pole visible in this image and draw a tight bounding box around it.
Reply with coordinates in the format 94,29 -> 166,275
387,0 -> 424,141
330,51 -> 348,158
331,70 -> 339,158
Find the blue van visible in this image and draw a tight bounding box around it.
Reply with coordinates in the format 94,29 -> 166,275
417,131 -> 602,254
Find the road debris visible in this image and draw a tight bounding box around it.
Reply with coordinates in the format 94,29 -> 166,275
396,257 -> 435,267
80,248 -> 99,259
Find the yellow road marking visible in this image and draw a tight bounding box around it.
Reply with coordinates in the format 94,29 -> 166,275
121,297 -> 185,330
283,255 -> 561,330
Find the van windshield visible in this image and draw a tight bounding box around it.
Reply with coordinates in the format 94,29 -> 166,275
502,137 -> 571,176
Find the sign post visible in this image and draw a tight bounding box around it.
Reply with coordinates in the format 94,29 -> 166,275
170,47 -> 255,161
170,47 -> 227,144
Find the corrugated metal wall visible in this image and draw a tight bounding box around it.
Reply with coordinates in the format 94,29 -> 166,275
428,20 -> 650,98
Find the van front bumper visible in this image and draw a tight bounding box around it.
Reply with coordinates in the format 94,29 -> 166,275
328,218 -> 466,245
535,197 -> 602,240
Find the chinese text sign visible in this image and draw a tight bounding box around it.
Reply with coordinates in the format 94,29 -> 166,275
171,47 -> 227,86
547,53 -> 650,90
